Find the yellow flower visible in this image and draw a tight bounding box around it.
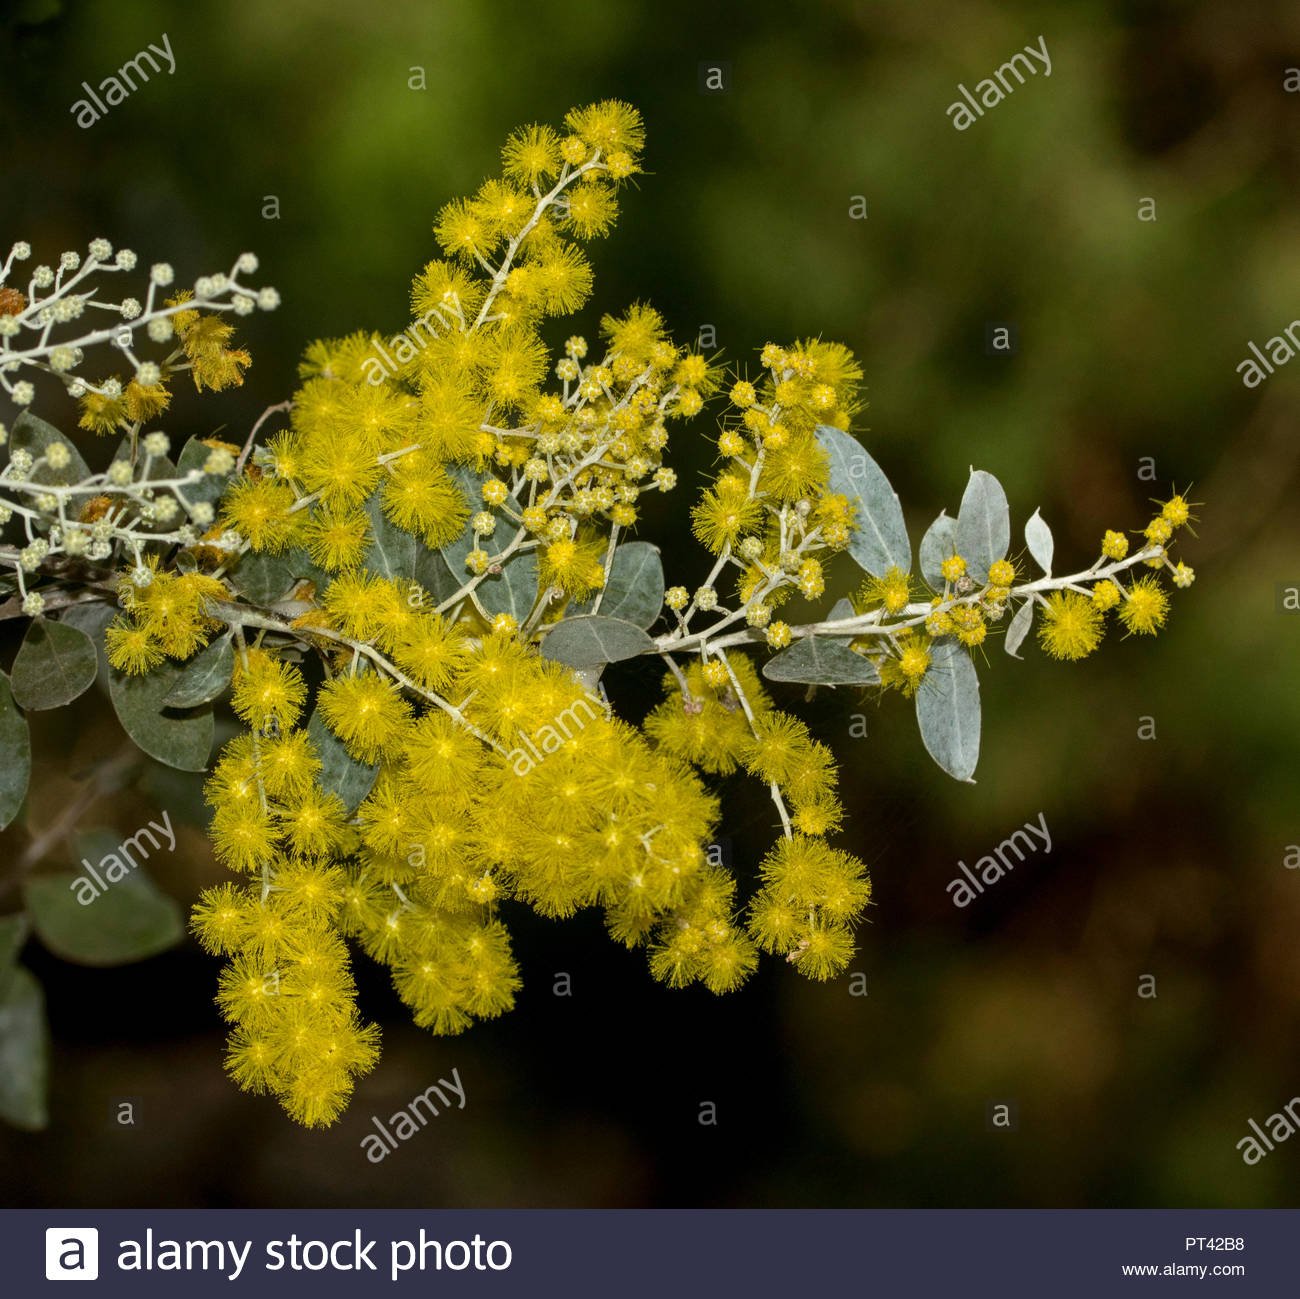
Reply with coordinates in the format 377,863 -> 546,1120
1037,591 -> 1104,660
1091,579 -> 1121,611
1118,576 -> 1169,635
318,670 -> 410,762
221,476 -> 299,553
539,535 -> 606,597
1101,529 -> 1129,560
231,649 -> 307,730
105,618 -> 165,675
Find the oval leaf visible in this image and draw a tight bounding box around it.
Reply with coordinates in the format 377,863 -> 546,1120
230,548 -> 310,605
1004,600 -> 1034,659
0,672 -> 32,831
438,463 -> 490,579
1025,508 -> 1054,576
476,551 -> 540,622
815,424 -> 911,577
541,615 -> 655,670
955,469 -> 1010,584
176,436 -> 233,507
307,708 -> 378,814
10,618 -> 98,711
163,634 -> 234,708
763,636 -> 880,686
916,638 -> 981,782
919,511 -> 957,591
9,410 -> 90,485
0,966 -> 49,1130
363,489 -> 413,579
576,541 -> 665,629
0,914 -> 29,1000
108,660 -> 214,772
24,848 -> 184,967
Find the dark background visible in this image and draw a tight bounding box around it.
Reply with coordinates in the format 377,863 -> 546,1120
1,0 -> 1298,1207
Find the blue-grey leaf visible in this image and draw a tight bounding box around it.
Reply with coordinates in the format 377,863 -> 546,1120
919,511 -> 957,591
0,966 -> 48,1130
0,915 -> 28,1000
540,615 -> 655,669
8,410 -> 90,484
916,637 -> 981,782
1025,508 -> 1054,576
476,551 -> 539,622
0,672 -> 32,831
307,708 -> 378,813
163,634 -> 234,708
24,831 -> 184,967
955,470 -> 1010,584
10,619 -> 98,711
1004,600 -> 1034,659
575,541 -> 665,629
763,636 -> 880,686
107,661 -> 214,772
176,436 -> 232,508
815,424 -> 911,577
363,490 -> 413,579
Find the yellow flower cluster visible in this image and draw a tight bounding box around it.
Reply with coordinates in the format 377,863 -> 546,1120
685,340 -> 862,628
214,102 -> 708,614
77,291 -> 251,436
106,560 -> 226,674
645,654 -> 870,979
198,616 -> 770,1124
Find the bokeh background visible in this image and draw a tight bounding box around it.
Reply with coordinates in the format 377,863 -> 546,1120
2,0 -> 1299,1207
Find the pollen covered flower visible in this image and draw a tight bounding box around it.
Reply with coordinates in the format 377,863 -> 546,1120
1118,576 -> 1169,635
232,649 -> 308,730
318,670 -> 410,762
1037,591 -> 1104,660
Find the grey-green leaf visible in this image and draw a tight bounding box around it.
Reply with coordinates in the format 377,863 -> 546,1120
575,541 -> 665,629
0,966 -> 49,1130
307,708 -> 378,814
0,914 -> 29,1000
24,833 -> 184,967
363,490 -> 413,580
9,410 -> 90,485
476,552 -> 539,622
0,672 -> 32,831
540,615 -> 655,669
438,462 -> 488,578
763,636 -> 880,686
1004,600 -> 1034,659
955,469 -> 1010,584
413,545 -> 463,605
175,436 -> 232,508
108,660 -> 214,772
815,424 -> 911,577
1025,508 -> 1054,576
163,634 -> 234,708
10,618 -> 98,711
230,548 -> 310,605
916,637 -> 981,782
919,511 -> 957,591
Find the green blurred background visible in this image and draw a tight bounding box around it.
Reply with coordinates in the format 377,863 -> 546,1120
2,0 -> 1299,1207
